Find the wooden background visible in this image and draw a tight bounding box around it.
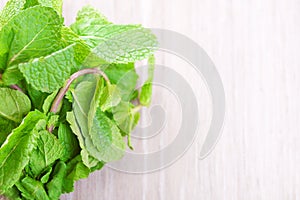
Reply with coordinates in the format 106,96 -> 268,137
1,0 -> 300,199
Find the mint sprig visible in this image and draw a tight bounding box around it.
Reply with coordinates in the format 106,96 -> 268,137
0,0 -> 157,199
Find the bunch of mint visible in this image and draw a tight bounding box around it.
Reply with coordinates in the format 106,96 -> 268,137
0,0 -> 157,199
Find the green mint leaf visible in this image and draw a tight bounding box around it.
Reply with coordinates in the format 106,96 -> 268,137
0,6 -> 63,67
0,28 -> 12,71
0,88 -> 30,145
89,108 -> 126,161
42,90 -> 59,113
46,161 -> 66,200
3,186 -> 21,200
62,155 -> 92,193
18,45 -> 76,93
24,0 -> 62,15
73,24 -> 157,63
0,110 -> 46,194
61,26 -> 91,71
26,84 -> 50,111
78,79 -> 125,162
0,88 -> 31,123
66,85 -> 101,169
71,78 -> 100,139
130,89 -> 139,101
47,114 -> 59,129
24,0 -> 39,8
16,176 -> 50,200
90,160 -> 105,172
104,63 -> 139,101
40,167 -> 53,184
112,101 -> 140,135
70,6 -> 111,38
66,112 -> 89,166
1,66 -> 23,85
28,130 -> 64,177
99,83 -> 121,112
71,7 -> 157,63
58,123 -> 80,162
0,0 -> 26,30
81,150 -> 101,169
140,55 -> 155,106
0,116 -> 17,146
67,157 -> 92,180
75,5 -> 110,25
66,79 -> 99,166
37,0 -> 63,15
57,98 -> 72,124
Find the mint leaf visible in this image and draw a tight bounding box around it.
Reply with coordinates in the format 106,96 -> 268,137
18,45 -> 76,93
104,63 -> 139,101
0,87 -> 30,145
113,101 -> 140,135
99,83 -> 121,111
0,6 -> 63,67
40,167 -> 52,184
62,155 -> 92,193
70,6 -> 111,37
71,7 -> 157,63
75,6 -> 110,24
3,186 -> 21,200
66,79 -> 100,166
80,149 -> 101,169
28,130 -> 64,177
0,88 -> 31,123
61,26 -> 91,69
75,24 -> 157,63
0,116 -> 17,146
0,0 -> 26,30
24,0 -> 39,8
1,66 -> 23,85
66,85 -> 102,168
112,101 -> 140,149
58,123 -> 80,162
16,176 -> 50,200
71,78 -> 100,139
37,0 -> 63,15
26,84 -> 49,111
24,0 -> 62,15
89,108 -> 125,161
66,156 -> 91,180
0,110 -> 46,194
46,161 -> 66,200
42,90 -> 59,114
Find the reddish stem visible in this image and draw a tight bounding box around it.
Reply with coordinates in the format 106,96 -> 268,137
0,73 -> 24,93
10,84 -> 24,93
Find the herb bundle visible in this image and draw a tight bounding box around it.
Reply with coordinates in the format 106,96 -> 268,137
0,0 -> 157,199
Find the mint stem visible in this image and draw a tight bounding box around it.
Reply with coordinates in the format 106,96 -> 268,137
10,84 -> 24,93
48,68 -> 110,133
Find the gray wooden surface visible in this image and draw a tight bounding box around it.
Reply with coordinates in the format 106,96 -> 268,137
1,0 -> 300,199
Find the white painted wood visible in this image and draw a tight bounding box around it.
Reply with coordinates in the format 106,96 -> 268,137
1,0 -> 300,199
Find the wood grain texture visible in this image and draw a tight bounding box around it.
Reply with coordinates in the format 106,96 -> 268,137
1,0 -> 300,199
